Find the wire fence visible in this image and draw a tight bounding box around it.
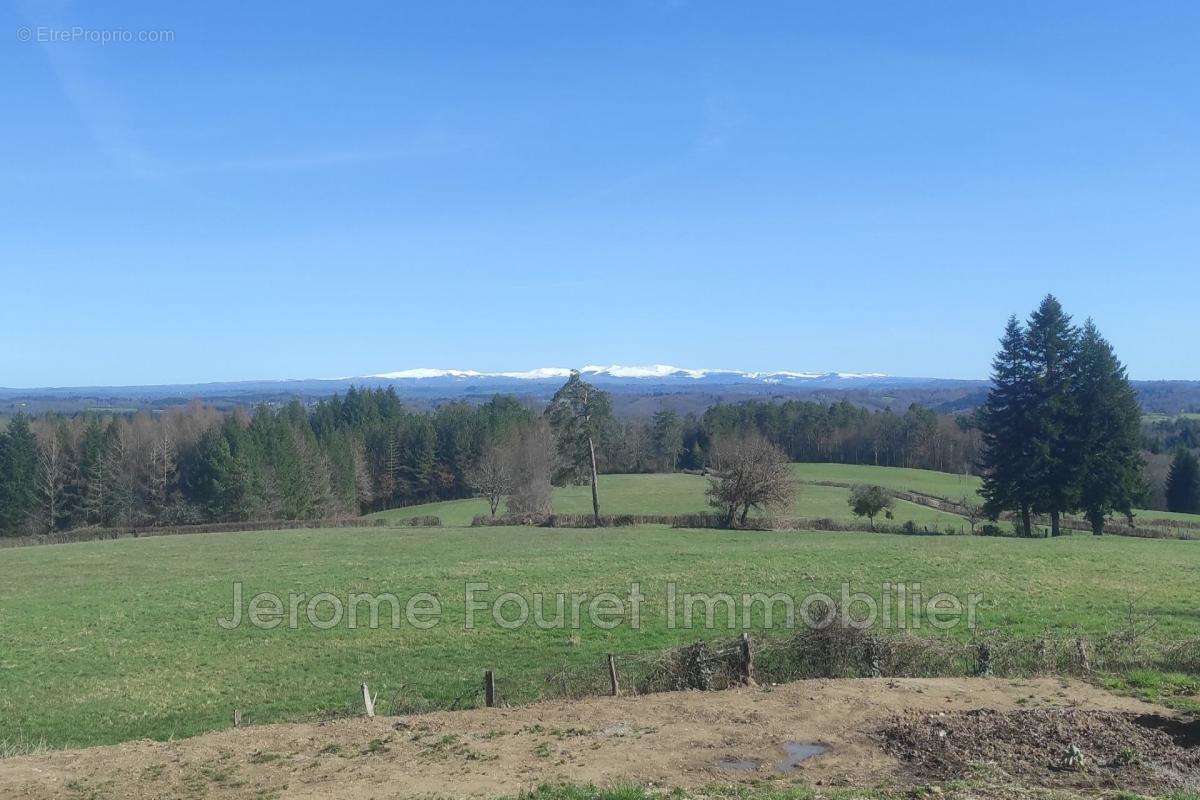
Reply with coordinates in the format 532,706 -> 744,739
329,617 -> 1200,722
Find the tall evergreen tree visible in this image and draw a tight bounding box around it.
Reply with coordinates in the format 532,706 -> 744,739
0,414 -> 40,535
1024,295 -> 1080,536
1165,448 -> 1200,513
1073,319 -> 1144,534
180,427 -> 239,521
979,316 -> 1037,536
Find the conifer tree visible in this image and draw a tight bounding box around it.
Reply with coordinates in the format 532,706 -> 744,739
1073,319 -> 1144,533
0,414 -> 40,535
547,372 -> 613,524
1166,448 -> 1200,513
1024,295 -> 1080,536
979,316 -> 1037,536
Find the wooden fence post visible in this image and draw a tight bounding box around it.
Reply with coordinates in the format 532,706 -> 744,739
484,670 -> 496,707
976,641 -> 992,677
739,632 -> 755,685
1075,637 -> 1091,673
232,709 -> 242,728
361,682 -> 375,717
607,653 -> 620,697
866,634 -> 883,678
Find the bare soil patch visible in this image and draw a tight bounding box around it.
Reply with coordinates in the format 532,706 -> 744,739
0,677 -> 1194,799
880,707 -> 1200,793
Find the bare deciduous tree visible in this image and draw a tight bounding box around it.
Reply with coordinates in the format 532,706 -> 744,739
467,442 -> 510,517
504,421 -> 554,516
705,433 -> 795,527
36,426 -> 69,533
148,433 -> 177,524
959,495 -> 984,534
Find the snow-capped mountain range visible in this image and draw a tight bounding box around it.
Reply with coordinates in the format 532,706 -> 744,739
0,364 -> 994,415
365,364 -> 891,384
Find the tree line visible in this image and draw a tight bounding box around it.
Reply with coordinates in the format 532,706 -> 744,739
695,399 -> 981,474
0,389 -> 535,536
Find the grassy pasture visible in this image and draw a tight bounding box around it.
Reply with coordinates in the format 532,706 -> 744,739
374,463 -> 1200,531
2,462 -> 1198,753
1,526 -> 1198,750
373,470 -> 971,530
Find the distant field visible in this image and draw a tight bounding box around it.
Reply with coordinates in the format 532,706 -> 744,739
2,524 -> 1197,751
372,471 -> 970,530
373,463 -> 1200,530
790,463 -> 984,500
1143,412 -> 1200,423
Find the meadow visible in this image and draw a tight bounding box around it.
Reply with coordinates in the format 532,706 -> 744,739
375,463 -> 1200,531
2,463 -> 1198,752
371,469 -> 970,529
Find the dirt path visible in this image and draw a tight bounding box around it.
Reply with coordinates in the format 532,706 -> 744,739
0,678 -> 1192,799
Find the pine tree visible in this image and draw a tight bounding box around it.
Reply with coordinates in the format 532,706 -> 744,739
1073,319 -> 1144,534
79,419 -> 109,526
979,316 -> 1037,536
1166,448 -> 1200,513
1024,295 -> 1080,536
398,422 -> 437,502
546,372 -> 613,524
0,414 -> 40,535
180,427 -> 239,521
379,429 -> 401,505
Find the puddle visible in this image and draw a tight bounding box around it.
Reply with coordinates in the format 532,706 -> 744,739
776,741 -> 829,772
715,742 -> 828,774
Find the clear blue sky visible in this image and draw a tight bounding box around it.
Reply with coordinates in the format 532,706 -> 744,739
3,2 -> 1198,387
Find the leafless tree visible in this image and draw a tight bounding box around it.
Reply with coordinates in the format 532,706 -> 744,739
467,442 -> 510,517
504,421 -> 554,516
147,432 -> 177,524
705,433 -> 796,527
293,427 -> 334,520
352,439 -> 374,509
36,426 -> 69,533
960,495 -> 984,534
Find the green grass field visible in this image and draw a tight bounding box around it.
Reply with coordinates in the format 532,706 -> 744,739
375,463 -> 1200,531
2,463 -> 1198,753
372,471 -> 970,530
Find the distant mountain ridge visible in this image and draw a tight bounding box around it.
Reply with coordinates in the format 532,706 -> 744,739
364,364 -> 896,384
1,365 -> 1197,417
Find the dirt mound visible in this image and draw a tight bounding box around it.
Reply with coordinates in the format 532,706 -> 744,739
880,708 -> 1200,792
0,678 -> 1188,799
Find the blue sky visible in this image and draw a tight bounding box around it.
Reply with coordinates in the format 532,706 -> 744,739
3,2 -> 1198,387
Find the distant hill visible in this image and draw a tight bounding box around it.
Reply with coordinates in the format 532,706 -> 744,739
1,364 -> 1197,417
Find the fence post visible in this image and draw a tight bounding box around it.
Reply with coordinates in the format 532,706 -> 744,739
484,670 -> 496,707
361,683 -> 375,717
866,634 -> 883,678
739,632 -> 755,685
976,641 -> 992,677
232,709 -> 242,728
1075,637 -> 1091,673
607,654 -> 620,697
